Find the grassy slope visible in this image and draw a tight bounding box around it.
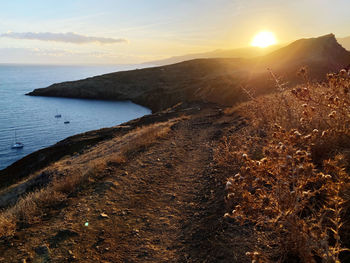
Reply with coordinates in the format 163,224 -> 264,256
0,103 -> 253,263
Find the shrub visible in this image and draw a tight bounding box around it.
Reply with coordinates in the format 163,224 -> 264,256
220,69 -> 350,262
0,212 -> 16,237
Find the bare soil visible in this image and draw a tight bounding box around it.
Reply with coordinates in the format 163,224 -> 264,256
0,104 -> 252,262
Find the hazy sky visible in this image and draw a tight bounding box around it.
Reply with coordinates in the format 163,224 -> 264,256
0,0 -> 349,64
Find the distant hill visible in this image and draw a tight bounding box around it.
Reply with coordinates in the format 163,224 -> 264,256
260,34 -> 350,76
28,34 -> 350,112
145,45 -> 282,66
337,36 -> 350,51
148,36 -> 350,66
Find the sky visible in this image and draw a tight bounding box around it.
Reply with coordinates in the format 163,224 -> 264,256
0,0 -> 349,65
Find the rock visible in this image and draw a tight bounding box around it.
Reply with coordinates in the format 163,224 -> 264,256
99,213 -> 109,219
67,250 -> 76,260
34,244 -> 51,262
34,245 -> 50,256
165,163 -> 173,169
48,229 -> 79,248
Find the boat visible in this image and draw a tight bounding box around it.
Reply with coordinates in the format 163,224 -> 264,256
12,142 -> 24,149
64,121 -> 70,124
54,109 -> 62,118
11,131 -> 24,149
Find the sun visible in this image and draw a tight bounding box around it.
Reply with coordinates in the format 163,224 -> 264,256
251,31 -> 277,48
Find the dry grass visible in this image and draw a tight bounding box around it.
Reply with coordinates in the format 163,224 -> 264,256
0,119 -> 177,238
217,68 -> 350,262
0,211 -> 16,237
120,123 -> 172,157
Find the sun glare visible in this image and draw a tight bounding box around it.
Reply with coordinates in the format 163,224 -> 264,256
251,31 -> 277,48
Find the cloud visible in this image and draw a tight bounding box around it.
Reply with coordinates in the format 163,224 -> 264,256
0,32 -> 128,44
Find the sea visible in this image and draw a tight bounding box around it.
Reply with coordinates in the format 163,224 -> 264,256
0,64 -> 152,170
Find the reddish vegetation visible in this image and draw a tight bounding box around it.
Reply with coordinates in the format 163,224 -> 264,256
218,69 -> 350,262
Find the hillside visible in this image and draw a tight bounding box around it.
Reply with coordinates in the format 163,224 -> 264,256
0,102 -> 252,262
27,34 -> 350,112
1,36 -> 350,261
2,71 -> 350,261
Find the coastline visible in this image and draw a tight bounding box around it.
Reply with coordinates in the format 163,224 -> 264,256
0,101 -> 198,191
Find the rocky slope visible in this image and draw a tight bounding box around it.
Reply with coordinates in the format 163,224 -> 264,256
27,34 -> 350,112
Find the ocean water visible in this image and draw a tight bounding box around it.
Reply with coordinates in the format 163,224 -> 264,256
0,64 -> 151,170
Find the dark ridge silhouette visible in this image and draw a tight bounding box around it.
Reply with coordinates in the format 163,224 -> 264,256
28,34 -> 350,112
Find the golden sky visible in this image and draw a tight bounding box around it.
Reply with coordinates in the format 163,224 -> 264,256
0,0 -> 349,64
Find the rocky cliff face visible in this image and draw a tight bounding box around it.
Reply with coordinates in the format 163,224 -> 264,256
27,34 -> 350,112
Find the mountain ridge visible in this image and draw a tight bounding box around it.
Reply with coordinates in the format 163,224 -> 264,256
28,34 -> 350,112
145,45 -> 282,66
144,34 -> 350,66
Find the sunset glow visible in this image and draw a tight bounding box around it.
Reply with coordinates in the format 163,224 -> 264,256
0,1 -> 349,64
251,31 -> 277,48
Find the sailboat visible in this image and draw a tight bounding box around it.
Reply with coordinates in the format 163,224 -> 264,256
64,114 -> 70,124
12,130 -> 24,149
54,109 -> 62,118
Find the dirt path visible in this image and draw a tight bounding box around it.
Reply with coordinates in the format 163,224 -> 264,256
0,105 -> 251,262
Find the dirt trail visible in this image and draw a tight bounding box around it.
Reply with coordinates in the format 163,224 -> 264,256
0,105 -> 251,262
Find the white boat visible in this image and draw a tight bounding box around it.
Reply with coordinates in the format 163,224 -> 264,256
11,131 -> 24,149
12,142 -> 24,149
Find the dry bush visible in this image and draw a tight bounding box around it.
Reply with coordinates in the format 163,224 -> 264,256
0,169 -> 87,236
120,122 -> 172,157
219,69 -> 350,262
11,193 -> 41,223
0,211 -> 16,237
51,170 -> 85,195
107,154 -> 127,166
34,188 -> 67,208
225,129 -> 348,262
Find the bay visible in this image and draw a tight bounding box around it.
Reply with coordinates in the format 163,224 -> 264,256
0,64 -> 151,170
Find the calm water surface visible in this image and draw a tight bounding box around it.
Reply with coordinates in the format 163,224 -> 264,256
0,64 -> 151,170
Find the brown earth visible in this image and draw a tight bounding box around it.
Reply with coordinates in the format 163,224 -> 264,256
0,104 -> 253,263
